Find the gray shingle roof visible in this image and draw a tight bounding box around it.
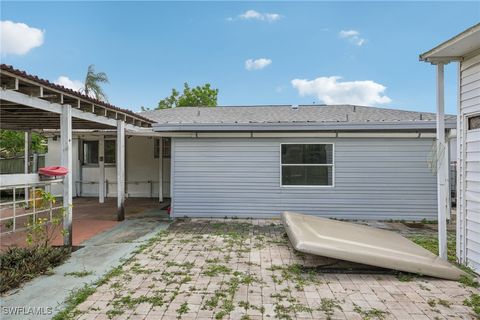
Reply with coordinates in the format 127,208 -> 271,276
140,105 -> 456,131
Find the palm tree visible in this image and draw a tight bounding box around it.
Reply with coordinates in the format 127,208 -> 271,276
83,65 -> 109,101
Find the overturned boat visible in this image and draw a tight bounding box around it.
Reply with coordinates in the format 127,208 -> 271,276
281,211 -> 467,280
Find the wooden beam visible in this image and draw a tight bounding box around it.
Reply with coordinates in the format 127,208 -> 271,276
61,104 -> 73,246
0,89 -> 143,131
1,70 -> 151,126
116,120 -> 125,221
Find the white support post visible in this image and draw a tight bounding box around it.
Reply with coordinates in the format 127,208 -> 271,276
61,104 -> 73,246
24,131 -> 29,206
117,120 -> 125,221
98,135 -> 105,203
436,63 -> 448,260
158,138 -> 163,203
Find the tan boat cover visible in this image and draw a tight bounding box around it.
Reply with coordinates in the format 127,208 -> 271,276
281,211 -> 467,280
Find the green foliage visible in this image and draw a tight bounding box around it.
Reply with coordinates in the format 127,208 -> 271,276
176,302 -> 189,318
83,64 -> 109,102
408,234 -> 456,262
0,246 -> 70,293
52,284 -> 96,320
64,269 -> 94,278
0,130 -> 46,157
153,82 -> 218,110
25,190 -> 66,248
464,293 -> 480,319
459,274 -> 480,288
353,305 -> 388,319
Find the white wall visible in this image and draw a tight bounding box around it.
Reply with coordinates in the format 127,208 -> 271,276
458,54 -> 480,272
46,135 -> 170,199
171,137 -> 438,220
45,137 -> 79,197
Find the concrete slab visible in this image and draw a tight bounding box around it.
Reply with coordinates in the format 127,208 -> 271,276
281,211 -> 467,280
0,218 -> 169,320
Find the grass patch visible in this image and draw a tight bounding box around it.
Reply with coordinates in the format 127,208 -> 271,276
203,264 -> 232,277
396,272 -> 415,282
1,246 -> 70,294
459,274 -> 480,288
353,305 -> 388,319
464,293 -> 480,319
319,298 -> 342,319
268,264 -> 320,290
53,229 -> 170,318
52,284 -> 96,320
408,234 -> 456,262
64,269 -> 94,278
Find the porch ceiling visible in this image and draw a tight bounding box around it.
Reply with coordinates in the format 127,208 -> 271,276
0,102 -> 116,130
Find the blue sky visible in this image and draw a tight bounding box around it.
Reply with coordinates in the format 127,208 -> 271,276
1,1 -> 479,114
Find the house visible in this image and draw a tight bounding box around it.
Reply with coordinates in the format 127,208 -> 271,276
0,64 -> 457,246
421,23 -> 480,272
45,105 -> 457,221
43,104 -> 455,221
137,106 -> 455,220
36,104 -> 460,222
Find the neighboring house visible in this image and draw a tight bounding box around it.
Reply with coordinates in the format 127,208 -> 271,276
139,105 -> 456,220
421,23 -> 480,272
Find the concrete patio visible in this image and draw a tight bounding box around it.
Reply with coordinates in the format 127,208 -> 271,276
0,197 -> 170,250
61,219 -> 479,320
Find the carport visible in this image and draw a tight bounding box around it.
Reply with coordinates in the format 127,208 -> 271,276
0,64 -> 153,245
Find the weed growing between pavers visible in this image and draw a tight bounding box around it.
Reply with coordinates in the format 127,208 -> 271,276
319,298 -> 342,319
54,219 -> 480,320
353,304 -> 388,320
64,269 -> 94,278
464,293 -> 480,319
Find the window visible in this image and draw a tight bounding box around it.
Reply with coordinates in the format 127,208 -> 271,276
104,140 -> 116,164
82,139 -> 116,165
468,115 -> 480,131
83,141 -> 98,165
281,144 -> 333,186
154,138 -> 171,158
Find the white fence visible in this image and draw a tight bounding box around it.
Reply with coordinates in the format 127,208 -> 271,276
0,175 -> 63,234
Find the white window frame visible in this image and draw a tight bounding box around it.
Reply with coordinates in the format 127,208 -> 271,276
467,113 -> 480,132
280,142 -> 335,188
81,138 -> 116,167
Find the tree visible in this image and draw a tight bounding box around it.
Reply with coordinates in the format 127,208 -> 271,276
156,82 -> 218,109
83,65 -> 109,102
0,130 -> 46,158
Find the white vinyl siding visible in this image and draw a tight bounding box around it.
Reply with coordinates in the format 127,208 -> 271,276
458,54 -> 480,273
171,137 -> 437,220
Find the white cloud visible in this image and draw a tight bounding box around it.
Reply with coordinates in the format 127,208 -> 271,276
339,29 -> 366,46
245,58 -> 272,71
291,76 -> 391,106
0,20 -> 44,55
55,76 -> 84,92
229,10 -> 282,22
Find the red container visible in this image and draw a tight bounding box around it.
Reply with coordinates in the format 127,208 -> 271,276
38,166 -> 69,177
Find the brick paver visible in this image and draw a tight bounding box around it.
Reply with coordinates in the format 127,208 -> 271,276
69,219 -> 479,320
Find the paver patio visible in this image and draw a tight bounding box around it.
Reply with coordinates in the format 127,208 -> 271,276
67,219 -> 479,320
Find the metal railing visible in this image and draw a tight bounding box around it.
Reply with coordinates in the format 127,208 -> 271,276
0,179 -> 63,234
75,180 -> 168,198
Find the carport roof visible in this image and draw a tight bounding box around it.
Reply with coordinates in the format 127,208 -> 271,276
0,64 -> 153,130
